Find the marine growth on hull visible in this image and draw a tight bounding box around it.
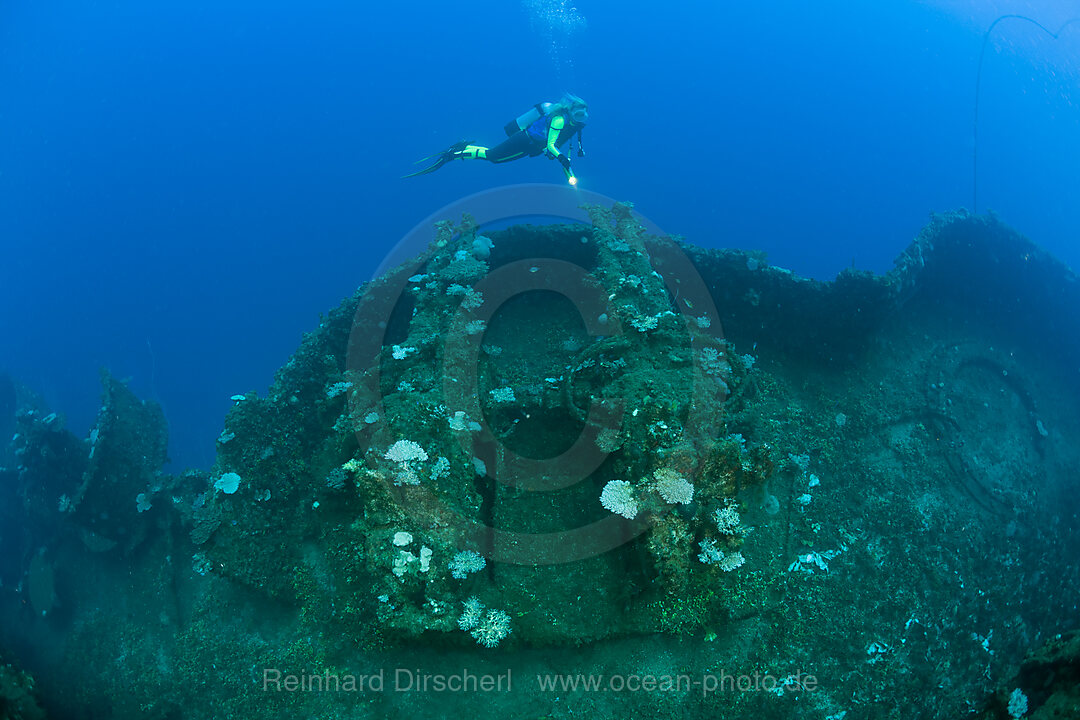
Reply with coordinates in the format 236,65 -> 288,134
2,206 -> 1078,719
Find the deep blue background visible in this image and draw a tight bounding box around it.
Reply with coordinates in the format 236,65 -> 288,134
2,0 -> 1078,468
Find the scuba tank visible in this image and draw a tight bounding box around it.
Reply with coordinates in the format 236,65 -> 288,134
504,102 -> 553,137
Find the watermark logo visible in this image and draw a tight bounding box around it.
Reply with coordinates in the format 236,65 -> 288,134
259,665 -> 818,698
345,183 -> 723,565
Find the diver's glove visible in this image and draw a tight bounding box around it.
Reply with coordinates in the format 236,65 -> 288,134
552,152 -> 576,184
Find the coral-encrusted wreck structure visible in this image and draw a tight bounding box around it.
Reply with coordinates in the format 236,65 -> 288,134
1,206 -> 1078,719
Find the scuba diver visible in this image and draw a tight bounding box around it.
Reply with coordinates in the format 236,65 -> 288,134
405,93 -> 588,185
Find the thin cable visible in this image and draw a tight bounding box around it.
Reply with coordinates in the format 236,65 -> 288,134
973,14 -> 1080,213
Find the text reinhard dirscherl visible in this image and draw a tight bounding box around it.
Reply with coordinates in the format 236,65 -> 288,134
261,668 -> 819,697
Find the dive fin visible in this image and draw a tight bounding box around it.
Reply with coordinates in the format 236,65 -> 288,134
403,140 -> 471,178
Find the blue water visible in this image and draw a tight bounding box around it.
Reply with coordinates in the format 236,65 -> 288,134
2,0 -> 1078,469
